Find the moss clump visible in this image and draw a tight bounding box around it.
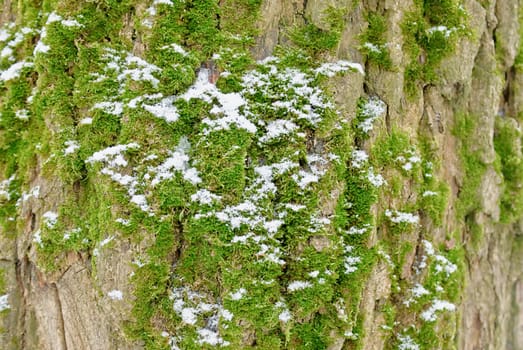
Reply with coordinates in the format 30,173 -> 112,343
359,12 -> 392,69
402,0 -> 469,96
290,7 -> 344,57
494,117 -> 523,223
452,114 -> 487,218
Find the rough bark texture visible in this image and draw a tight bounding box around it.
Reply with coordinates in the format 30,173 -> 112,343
0,0 -> 522,349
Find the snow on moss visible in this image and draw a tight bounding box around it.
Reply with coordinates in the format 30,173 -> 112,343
149,138 -> 201,186
397,334 -> 420,350
170,286 -> 232,347
0,175 -> 15,201
358,97 -> 386,133
63,140 -> 80,155
420,299 -> 456,322
0,61 -> 34,81
315,60 -> 364,76
287,280 -> 313,292
0,294 -> 9,312
42,211 -> 58,228
385,209 -> 419,225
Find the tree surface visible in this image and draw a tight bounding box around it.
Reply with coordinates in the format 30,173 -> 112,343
0,0 -> 522,349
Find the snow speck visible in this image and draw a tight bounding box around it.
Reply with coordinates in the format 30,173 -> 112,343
87,143 -> 140,167
287,281 -> 313,292
278,309 -> 292,322
0,294 -> 9,312
115,218 -> 131,226
398,334 -> 420,350
64,140 -> 80,155
33,230 -> 43,247
259,119 -> 298,143
15,109 -> 29,120
420,299 -> 456,322
229,288 -> 247,301
142,97 -> 179,123
385,209 -> 419,225
315,60 -> 365,77
93,101 -> 124,116
47,12 -> 63,24
79,117 -> 93,125
61,19 -> 83,28
367,167 -> 385,187
358,97 -> 386,133
42,211 -> 58,228
108,290 -> 123,300
0,61 -> 34,82
191,189 -> 222,205
351,150 -> 369,169
150,141 -> 201,186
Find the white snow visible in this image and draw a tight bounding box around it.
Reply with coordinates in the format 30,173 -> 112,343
422,190 -> 438,197
287,281 -> 313,292
398,334 -> 420,350
149,139 -> 201,186
229,288 -> 246,301
92,101 -> 124,116
64,140 -> 80,155
131,194 -> 150,212
367,167 -> 385,187
79,117 -> 93,125
363,42 -> 381,54
33,230 -> 42,247
0,294 -> 9,312
344,255 -> 361,274
315,60 -> 365,77
108,290 -> 123,300
115,218 -> 131,226
427,25 -> 454,38
0,175 -> 15,201
351,150 -> 369,169
385,209 -> 419,225
87,143 -> 140,167
0,61 -> 34,82
42,211 -> 58,228
190,189 -> 221,205
358,97 -> 386,133
0,29 -> 10,42
14,109 -> 29,120
142,96 -> 179,122
161,43 -> 187,56
420,299 -> 456,322
259,119 -> 298,143
220,309 -> 233,321
61,19 -> 83,28
404,283 -> 430,307
278,309 -> 292,322
47,12 -> 63,24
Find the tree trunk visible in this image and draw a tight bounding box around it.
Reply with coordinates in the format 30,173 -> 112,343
0,0 -> 522,349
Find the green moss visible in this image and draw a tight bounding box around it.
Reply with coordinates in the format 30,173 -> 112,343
359,12 -> 392,69
494,118 -> 523,223
289,7 -> 344,57
452,114 -> 487,217
402,0 -> 469,96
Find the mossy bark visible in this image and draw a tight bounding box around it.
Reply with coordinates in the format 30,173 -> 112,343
0,0 -> 522,349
